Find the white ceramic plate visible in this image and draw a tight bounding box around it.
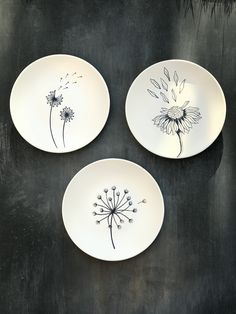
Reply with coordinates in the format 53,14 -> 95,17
62,159 -> 164,261
126,59 -> 226,159
10,54 -> 110,153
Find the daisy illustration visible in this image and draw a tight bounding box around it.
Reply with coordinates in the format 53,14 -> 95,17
92,186 -> 146,249
60,106 -> 75,147
46,90 -> 63,148
148,68 -> 202,157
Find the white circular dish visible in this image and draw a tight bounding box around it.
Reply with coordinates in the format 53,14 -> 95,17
126,59 -> 226,159
62,159 -> 164,261
10,54 -> 110,153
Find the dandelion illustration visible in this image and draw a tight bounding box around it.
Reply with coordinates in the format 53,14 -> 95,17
92,186 -> 146,249
147,67 -> 202,157
46,90 -> 63,148
60,107 -> 75,147
45,72 -> 82,149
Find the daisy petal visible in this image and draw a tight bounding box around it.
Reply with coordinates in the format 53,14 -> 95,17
178,120 -> 185,133
185,106 -> 200,113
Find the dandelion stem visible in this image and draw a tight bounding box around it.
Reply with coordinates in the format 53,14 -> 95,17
109,215 -> 115,249
49,106 -> 57,148
62,120 -> 66,148
176,131 -> 183,158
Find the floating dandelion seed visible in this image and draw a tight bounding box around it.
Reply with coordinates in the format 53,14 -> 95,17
148,68 -> 202,157
92,187 -> 146,249
60,107 -> 74,147
46,90 -> 63,148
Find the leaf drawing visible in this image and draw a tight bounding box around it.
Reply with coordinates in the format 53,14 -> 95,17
160,78 -> 168,91
182,100 -> 190,108
173,71 -> 179,86
147,89 -> 159,99
179,79 -> 186,94
160,92 -> 169,103
150,78 -> 161,89
171,88 -> 177,102
164,67 -> 170,81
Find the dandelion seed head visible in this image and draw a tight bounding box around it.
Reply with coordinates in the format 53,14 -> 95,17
133,208 -> 137,213
108,225 -> 112,228
112,186 -> 116,190
97,195 -> 102,199
118,225 -> 121,229
60,106 -> 74,122
129,219 -> 133,223
129,201 -> 133,205
104,188 -> 108,193
116,192 -> 120,196
46,90 -> 63,107
124,189 -> 129,194
93,203 -> 97,207
120,219 -> 124,223
96,220 -> 100,224
92,211 -> 96,216
127,196 -> 131,200
100,208 -> 104,213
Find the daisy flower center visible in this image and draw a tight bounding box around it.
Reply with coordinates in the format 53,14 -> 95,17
167,106 -> 184,120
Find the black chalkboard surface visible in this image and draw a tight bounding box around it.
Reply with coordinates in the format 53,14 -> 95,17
0,1 -> 235,313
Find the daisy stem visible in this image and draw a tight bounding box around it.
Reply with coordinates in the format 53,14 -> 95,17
176,131 -> 183,158
49,106 -> 57,148
62,120 -> 66,148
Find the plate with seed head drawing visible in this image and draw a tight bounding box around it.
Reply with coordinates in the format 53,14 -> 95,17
62,159 -> 164,261
10,54 -> 110,153
126,59 -> 226,159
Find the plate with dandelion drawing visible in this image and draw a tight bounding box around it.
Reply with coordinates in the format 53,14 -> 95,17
10,54 -> 110,153
126,59 -> 226,159
62,159 -> 164,261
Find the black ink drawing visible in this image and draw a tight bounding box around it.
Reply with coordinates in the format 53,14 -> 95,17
92,186 -> 146,249
46,90 -> 63,149
147,67 -> 202,157
46,72 -> 82,148
60,107 -> 75,147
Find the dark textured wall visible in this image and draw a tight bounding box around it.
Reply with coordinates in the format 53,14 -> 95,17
0,1 -> 236,313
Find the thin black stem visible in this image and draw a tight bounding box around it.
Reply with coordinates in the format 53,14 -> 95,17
98,214 -> 110,223
113,190 -> 116,208
116,193 -> 126,208
113,214 -> 119,228
109,215 -> 115,249
117,199 -> 129,210
49,106 -> 57,148
101,197 -> 111,210
115,194 -> 120,207
117,212 -> 130,220
96,203 -> 110,210
176,131 -> 183,158
62,120 -> 66,148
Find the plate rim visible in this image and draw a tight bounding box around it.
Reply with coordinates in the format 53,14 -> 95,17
10,53 -> 110,154
62,158 -> 165,261
125,58 -> 226,159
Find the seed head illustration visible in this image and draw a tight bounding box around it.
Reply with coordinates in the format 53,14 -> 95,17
45,72 -> 82,149
92,186 -> 146,249
60,107 -> 75,147
46,90 -> 63,148
147,67 -> 202,157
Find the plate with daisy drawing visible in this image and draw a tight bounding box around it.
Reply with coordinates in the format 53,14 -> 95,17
10,54 -> 110,153
126,59 -> 226,158
62,158 -> 164,261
